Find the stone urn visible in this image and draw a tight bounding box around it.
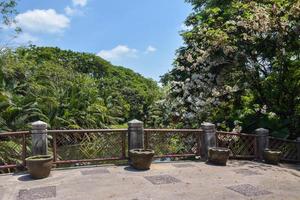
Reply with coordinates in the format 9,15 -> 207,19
26,155 -> 53,179
208,147 -> 230,165
129,149 -> 154,170
263,149 -> 281,165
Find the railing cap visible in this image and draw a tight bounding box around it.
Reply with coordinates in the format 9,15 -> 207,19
128,119 -> 143,125
31,120 -> 47,130
201,122 -> 215,128
255,128 -> 269,136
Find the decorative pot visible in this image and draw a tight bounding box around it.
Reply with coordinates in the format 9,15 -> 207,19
263,149 -> 281,165
129,149 -> 154,170
26,155 -> 53,179
208,147 -> 230,165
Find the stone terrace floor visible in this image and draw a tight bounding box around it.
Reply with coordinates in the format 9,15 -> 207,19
0,160 -> 299,200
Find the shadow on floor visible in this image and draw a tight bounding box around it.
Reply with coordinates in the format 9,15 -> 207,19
205,162 -> 227,167
17,174 -> 35,182
123,166 -> 149,173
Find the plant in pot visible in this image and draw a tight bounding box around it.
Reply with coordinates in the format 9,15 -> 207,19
207,147 -> 230,166
26,155 -> 53,179
129,149 -> 154,170
263,149 -> 281,165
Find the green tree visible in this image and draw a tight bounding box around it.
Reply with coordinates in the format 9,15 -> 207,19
163,0 -> 300,138
0,46 -> 161,130
16,46 -> 161,124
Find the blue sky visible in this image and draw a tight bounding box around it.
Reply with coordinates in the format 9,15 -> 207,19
2,0 -> 192,81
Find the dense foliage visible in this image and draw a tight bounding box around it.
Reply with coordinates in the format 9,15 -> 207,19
162,0 -> 300,138
0,46 -> 160,131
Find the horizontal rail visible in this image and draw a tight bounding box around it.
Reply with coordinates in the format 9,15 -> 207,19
145,129 -> 203,133
0,129 -> 128,135
48,129 -> 127,134
230,155 -> 256,159
154,153 -> 196,158
216,131 -> 258,137
0,131 -> 30,136
269,137 -> 298,143
0,164 -> 18,170
54,157 -> 126,164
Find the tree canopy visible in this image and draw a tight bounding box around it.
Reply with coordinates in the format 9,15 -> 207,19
0,0 -> 299,140
0,46 -> 160,131
162,0 -> 300,138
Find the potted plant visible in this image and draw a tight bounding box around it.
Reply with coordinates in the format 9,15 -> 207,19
208,147 -> 230,165
263,149 -> 281,165
26,155 -> 53,179
129,149 -> 154,170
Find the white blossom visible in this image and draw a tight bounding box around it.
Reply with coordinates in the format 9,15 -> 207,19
187,54 -> 194,63
261,105 -> 267,114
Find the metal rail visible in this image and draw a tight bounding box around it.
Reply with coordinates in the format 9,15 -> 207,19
47,129 -> 127,134
144,129 -> 203,157
1,128 -> 299,172
0,131 -> 29,171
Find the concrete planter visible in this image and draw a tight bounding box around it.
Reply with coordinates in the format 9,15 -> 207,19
26,155 -> 53,179
263,149 -> 281,165
129,149 -> 154,170
208,147 -> 230,165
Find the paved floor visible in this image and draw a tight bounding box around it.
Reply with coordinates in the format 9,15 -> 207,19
0,160 -> 299,200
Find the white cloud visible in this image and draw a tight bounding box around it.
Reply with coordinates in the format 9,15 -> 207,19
65,0 -> 87,16
97,45 -> 138,60
73,0 -> 87,7
15,9 -> 70,34
64,6 -> 83,16
145,45 -> 157,53
64,6 -> 76,16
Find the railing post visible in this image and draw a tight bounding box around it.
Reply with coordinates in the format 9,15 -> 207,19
255,128 -> 269,161
297,137 -> 300,162
31,121 -> 48,156
144,131 -> 149,149
128,119 -> 144,155
21,133 -> 27,166
196,131 -> 202,157
201,122 -> 216,160
52,132 -> 57,162
121,131 -> 126,159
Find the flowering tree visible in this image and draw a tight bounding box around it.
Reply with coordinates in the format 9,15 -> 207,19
163,0 -> 300,137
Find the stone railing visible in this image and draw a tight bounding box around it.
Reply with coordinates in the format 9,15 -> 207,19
0,120 -> 299,173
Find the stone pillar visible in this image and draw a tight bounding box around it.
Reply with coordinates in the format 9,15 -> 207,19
297,137 -> 300,162
255,128 -> 269,161
31,121 -> 48,155
200,122 -> 216,160
128,119 -> 144,152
